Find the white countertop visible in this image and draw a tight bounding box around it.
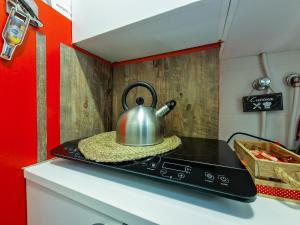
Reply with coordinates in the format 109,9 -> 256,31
24,158 -> 300,225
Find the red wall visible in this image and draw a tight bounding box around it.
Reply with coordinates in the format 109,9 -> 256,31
0,1 -> 220,224
0,1 -> 71,224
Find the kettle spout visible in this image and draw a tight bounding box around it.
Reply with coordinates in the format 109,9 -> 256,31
156,100 -> 176,118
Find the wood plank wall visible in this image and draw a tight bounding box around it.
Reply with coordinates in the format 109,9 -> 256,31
60,44 -> 112,143
36,33 -> 47,161
112,48 -> 219,139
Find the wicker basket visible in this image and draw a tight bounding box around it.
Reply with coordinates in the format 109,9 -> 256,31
234,140 -> 300,203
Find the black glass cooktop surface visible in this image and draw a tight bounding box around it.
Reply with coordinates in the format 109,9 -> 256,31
52,137 -> 257,202
162,137 -> 244,168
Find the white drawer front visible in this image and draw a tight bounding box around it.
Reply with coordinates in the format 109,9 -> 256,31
27,181 -> 124,225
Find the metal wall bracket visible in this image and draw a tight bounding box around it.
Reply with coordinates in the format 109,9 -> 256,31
286,73 -> 300,87
252,77 -> 272,91
6,0 -> 43,28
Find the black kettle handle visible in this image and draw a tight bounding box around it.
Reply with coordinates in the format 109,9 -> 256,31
121,81 -> 158,110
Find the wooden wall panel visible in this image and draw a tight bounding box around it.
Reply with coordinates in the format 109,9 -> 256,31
36,33 -> 47,162
60,44 -> 112,143
112,48 -> 219,139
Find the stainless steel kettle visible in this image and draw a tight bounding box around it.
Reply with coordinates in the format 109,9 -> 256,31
116,81 -> 176,146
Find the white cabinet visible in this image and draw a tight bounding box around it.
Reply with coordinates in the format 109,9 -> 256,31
72,0 -> 300,62
72,0 -> 200,43
24,159 -> 300,225
26,181 -> 124,225
220,0 -> 300,59
72,0 -> 230,62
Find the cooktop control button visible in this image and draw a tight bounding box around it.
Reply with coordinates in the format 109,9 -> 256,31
218,175 -> 229,185
147,157 -> 161,170
160,169 -> 167,174
178,173 -> 185,179
186,167 -> 192,173
150,162 -> 156,168
204,172 -> 215,183
204,172 -> 215,181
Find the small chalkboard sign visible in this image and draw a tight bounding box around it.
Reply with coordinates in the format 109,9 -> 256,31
243,93 -> 283,112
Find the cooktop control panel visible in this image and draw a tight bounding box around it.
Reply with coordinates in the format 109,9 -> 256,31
52,137 -> 257,202
139,157 -> 192,181
124,156 -> 238,194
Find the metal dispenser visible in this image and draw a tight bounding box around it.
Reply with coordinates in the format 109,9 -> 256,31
1,0 -> 43,60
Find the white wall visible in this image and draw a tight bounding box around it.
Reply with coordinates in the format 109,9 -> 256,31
42,0 -> 72,19
219,50 -> 300,147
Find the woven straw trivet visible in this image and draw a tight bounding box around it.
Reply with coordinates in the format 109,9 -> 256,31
78,131 -> 181,162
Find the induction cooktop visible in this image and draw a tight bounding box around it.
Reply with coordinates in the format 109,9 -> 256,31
52,137 -> 257,202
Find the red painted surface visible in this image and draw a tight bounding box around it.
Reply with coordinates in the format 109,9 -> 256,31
112,42 -> 221,67
0,1 -> 71,224
0,3 -> 37,225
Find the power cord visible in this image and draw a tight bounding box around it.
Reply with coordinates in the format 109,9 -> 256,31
226,132 -> 288,150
